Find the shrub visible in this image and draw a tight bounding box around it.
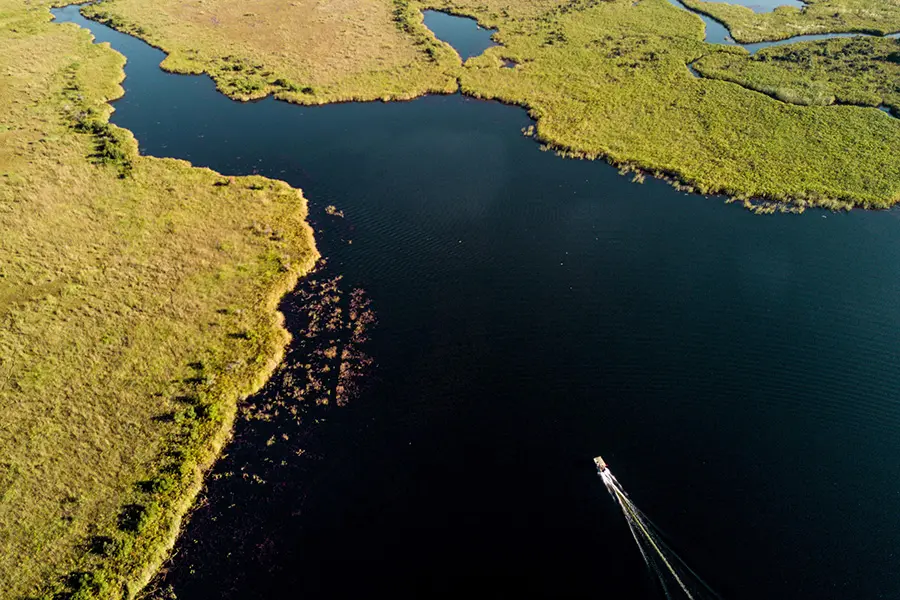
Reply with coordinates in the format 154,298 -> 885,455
173,406 -> 196,425
89,535 -> 132,558
67,571 -> 108,600
145,473 -> 177,494
118,503 -> 158,533
196,402 -> 219,421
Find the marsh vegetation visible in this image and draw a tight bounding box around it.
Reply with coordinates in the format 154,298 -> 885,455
80,0 -> 461,103
695,36 -> 900,112
457,0 -> 899,207
144,263 -> 375,598
0,2 -> 316,597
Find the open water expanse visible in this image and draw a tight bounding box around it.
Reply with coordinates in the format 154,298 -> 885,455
55,6 -> 900,599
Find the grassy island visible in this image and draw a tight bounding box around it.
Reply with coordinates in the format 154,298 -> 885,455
0,2 -> 317,597
453,0 -> 899,208
680,0 -> 900,43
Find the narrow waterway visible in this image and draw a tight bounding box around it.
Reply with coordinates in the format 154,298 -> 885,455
667,0 -> 899,52
53,6 -> 900,600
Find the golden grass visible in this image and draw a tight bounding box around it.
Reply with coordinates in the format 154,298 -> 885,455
681,0 -> 900,43
0,2 -> 317,597
81,0 -> 460,102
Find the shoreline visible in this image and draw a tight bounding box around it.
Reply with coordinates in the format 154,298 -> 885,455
59,1 -> 900,211
34,0 -> 900,591
17,2 -> 900,597
12,5 -> 322,597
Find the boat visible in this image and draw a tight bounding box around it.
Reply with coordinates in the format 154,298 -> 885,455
594,455 -> 608,472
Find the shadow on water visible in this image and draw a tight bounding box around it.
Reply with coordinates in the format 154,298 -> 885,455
52,5 -> 900,600
422,9 -> 498,61
145,262 -> 377,598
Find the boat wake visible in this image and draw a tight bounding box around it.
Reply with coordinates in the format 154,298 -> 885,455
597,457 -> 722,600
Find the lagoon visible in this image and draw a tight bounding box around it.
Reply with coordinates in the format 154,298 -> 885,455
54,6 -> 900,599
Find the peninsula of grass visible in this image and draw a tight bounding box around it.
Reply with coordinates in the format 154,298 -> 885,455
0,2 -> 317,598
69,0 -> 900,209
694,36 -> 900,112
679,0 -> 900,43
79,0 -> 461,103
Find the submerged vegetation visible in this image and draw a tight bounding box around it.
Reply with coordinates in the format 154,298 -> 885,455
0,1 -> 317,597
680,0 -> 900,43
70,0 -> 900,208
695,36 -> 900,112
145,264 -> 375,597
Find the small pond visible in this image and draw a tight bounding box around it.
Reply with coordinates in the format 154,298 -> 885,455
423,10 -> 498,61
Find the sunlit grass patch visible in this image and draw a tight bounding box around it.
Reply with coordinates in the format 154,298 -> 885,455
0,2 -> 317,597
81,0 -> 461,103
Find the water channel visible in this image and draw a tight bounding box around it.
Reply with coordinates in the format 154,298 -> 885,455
53,5 -> 900,599
667,0 -> 899,52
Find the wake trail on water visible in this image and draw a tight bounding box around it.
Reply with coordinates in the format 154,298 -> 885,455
599,467 -> 722,600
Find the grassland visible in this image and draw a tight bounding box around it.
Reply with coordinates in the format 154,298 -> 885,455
680,0 -> 900,43
694,36 -> 900,112
80,0 -> 460,102
454,0 -> 900,208
0,1 -> 317,597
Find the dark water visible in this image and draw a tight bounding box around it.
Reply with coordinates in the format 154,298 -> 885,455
423,9 -> 497,60
667,0 -> 899,52
54,6 -> 900,600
